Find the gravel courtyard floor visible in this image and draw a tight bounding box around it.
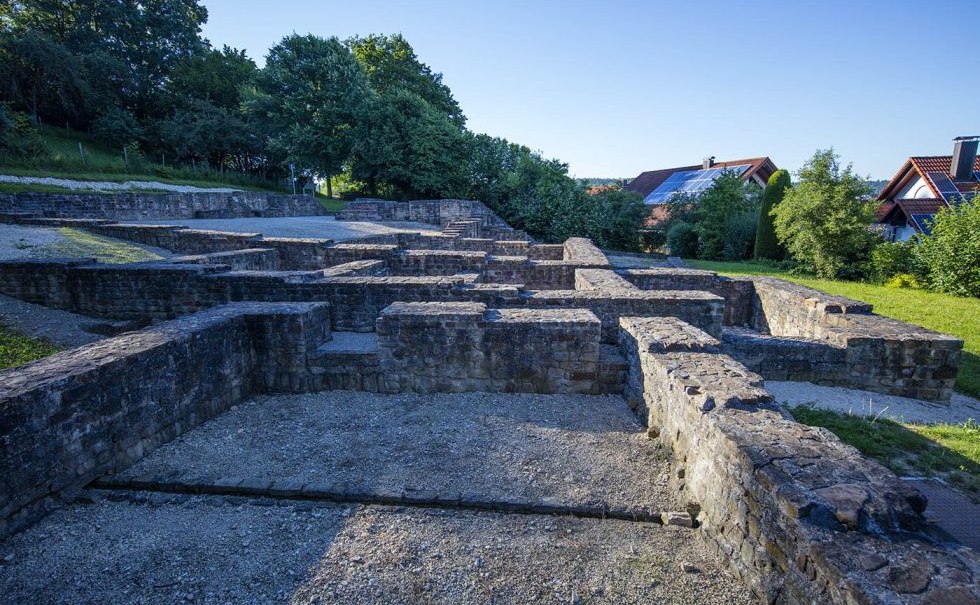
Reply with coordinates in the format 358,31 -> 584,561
132,216 -> 442,241
113,391 -> 677,513
0,392 -> 751,604
0,494 -> 749,605
0,293 -> 107,348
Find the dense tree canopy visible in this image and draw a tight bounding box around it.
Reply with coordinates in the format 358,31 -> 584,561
246,34 -> 370,196
0,3 -> 648,247
772,149 -> 878,279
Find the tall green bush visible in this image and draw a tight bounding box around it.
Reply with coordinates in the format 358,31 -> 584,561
772,149 -> 878,279
870,240 -> 920,283
722,210 -> 759,261
916,198 -> 980,297
667,221 -> 699,257
754,169 -> 790,260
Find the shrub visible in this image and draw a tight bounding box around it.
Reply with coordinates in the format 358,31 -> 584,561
871,240 -> 919,282
666,221 -> 699,258
639,229 -> 666,252
691,172 -> 761,260
0,105 -> 47,159
92,107 -> 144,148
885,274 -> 923,290
754,169 -> 791,260
916,198 -> 980,297
772,149 -> 879,279
721,210 -> 759,261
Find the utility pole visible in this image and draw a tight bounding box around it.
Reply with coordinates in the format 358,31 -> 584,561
289,163 -> 296,195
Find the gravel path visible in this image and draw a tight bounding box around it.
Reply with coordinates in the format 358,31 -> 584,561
114,391 -> 677,512
0,294 -> 110,348
0,494 -> 749,605
0,224 -> 64,260
131,216 -> 442,241
0,174 -> 240,193
0,224 -> 170,262
769,380 -> 980,425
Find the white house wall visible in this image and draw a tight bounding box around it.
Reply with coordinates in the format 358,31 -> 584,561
894,174 -> 933,199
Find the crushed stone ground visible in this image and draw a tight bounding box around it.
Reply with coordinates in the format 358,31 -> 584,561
131,216 -> 443,241
114,391 -> 677,512
0,174 -> 240,193
0,494 -> 750,605
0,224 -> 170,262
770,380 -> 980,425
0,294 -> 109,348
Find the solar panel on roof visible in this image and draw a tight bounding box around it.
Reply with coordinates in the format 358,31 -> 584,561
927,172 -> 963,203
642,164 -> 752,204
910,213 -> 934,236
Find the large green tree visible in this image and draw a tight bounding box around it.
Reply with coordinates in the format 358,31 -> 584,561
350,88 -> 470,198
772,149 -> 878,279
691,171 -> 761,260
754,169 -> 791,260
5,0 -> 208,118
247,34 -> 370,196
0,29 -> 83,123
348,33 -> 465,128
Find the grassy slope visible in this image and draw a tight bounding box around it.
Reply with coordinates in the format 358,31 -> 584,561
0,327 -> 58,370
689,259 -> 980,398
2,126 -> 280,192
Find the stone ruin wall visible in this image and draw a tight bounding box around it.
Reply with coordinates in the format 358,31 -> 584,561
337,198 -> 516,230
0,191 -> 328,220
623,269 -> 961,402
619,317 -> 976,604
0,199 -> 976,604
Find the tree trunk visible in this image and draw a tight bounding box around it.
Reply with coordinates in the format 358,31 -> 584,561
326,176 -> 333,198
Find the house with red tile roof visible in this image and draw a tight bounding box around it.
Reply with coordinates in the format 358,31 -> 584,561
625,156 -> 778,225
876,137 -> 979,241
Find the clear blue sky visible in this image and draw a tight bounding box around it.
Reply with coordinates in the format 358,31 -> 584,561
200,0 -> 979,180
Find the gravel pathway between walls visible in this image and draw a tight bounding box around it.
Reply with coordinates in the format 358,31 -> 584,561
114,391 -> 678,513
0,494 -> 750,605
770,380 -> 980,425
0,294 -> 108,348
132,216 -> 442,241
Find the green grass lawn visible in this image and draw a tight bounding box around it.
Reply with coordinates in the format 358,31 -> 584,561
689,259 -> 980,398
791,406 -> 979,500
0,327 -> 58,370
2,126 -> 282,192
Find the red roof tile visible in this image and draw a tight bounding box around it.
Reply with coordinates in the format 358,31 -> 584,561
626,157 -> 777,197
878,156 -> 980,201
875,200 -> 896,222
894,198 -> 949,215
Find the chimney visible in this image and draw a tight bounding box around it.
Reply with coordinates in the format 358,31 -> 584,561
702,156 -> 716,169
950,136 -> 979,180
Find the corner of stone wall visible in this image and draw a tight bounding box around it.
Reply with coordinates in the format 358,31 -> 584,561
618,315 -> 980,604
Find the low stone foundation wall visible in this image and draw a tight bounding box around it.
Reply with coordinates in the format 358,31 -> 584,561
170,248 -> 279,271
622,268 -> 755,326
624,269 -> 963,402
0,302 -> 331,539
620,316 -> 979,604
0,191 -> 328,220
749,277 -> 961,401
83,223 -> 337,271
338,198 -> 512,229
376,302 -> 605,394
